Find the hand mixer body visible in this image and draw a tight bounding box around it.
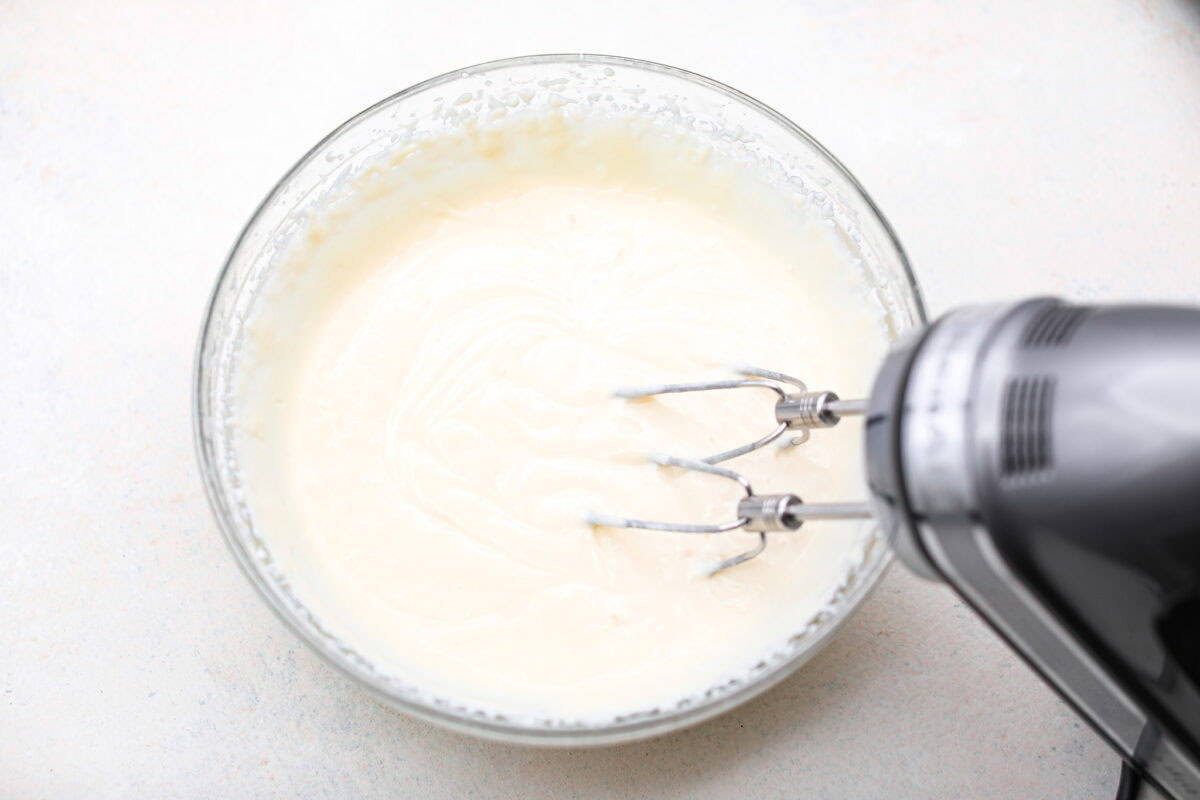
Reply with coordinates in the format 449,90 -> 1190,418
867,298 -> 1200,800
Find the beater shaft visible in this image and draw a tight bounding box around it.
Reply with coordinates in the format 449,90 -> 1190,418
826,398 -> 867,416
784,501 -> 873,520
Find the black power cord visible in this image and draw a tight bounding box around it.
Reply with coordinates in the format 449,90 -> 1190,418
1115,761 -> 1143,800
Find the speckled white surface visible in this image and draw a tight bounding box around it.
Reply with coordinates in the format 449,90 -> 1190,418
1,1 -> 1197,797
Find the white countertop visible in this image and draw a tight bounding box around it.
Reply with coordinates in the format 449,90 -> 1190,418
2,1 -> 1197,797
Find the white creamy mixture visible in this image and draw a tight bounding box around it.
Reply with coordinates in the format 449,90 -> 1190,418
235,113 -> 887,719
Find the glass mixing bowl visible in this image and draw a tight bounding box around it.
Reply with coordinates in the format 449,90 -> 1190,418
194,54 -> 926,745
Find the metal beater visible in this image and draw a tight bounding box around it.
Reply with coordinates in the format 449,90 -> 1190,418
585,365 -> 873,575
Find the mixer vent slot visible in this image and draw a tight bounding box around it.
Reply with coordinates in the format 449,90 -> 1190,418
1002,376 -> 1055,477
1022,305 -> 1090,348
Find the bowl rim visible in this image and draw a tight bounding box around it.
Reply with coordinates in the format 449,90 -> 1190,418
193,52 -> 928,746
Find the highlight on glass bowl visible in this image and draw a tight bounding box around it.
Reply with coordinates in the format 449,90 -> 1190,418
194,54 -> 925,744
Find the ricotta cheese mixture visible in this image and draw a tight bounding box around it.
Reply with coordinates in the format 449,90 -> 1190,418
235,112 -> 888,719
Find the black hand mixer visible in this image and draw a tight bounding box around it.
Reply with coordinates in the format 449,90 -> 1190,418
589,298 -> 1200,800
